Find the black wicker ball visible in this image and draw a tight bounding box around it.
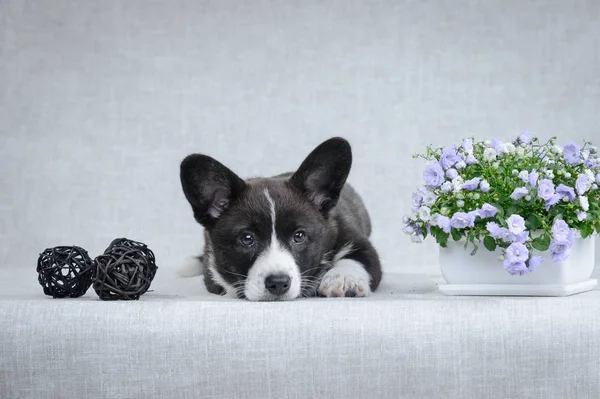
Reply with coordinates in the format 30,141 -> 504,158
93,238 -> 158,300
37,246 -> 94,298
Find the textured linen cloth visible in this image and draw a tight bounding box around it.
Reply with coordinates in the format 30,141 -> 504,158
1,267 -> 600,399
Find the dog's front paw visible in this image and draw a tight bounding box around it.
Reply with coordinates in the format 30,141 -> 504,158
319,259 -> 371,298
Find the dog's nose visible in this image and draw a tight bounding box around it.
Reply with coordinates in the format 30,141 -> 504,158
264,274 -> 291,296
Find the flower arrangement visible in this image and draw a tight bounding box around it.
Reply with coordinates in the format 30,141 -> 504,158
403,131 -> 600,276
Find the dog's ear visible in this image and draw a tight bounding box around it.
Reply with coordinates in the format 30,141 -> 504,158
180,154 -> 246,228
290,137 -> 352,216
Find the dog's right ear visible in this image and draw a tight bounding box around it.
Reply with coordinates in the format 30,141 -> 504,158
180,154 -> 246,228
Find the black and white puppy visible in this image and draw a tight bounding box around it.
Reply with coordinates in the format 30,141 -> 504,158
180,137 -> 382,301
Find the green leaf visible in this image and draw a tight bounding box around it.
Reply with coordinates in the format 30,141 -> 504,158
483,236 -> 497,252
451,228 -> 462,242
433,228 -> 449,248
581,223 -> 594,239
506,205 -> 519,216
531,234 -> 551,251
470,244 -> 479,256
526,214 -> 541,231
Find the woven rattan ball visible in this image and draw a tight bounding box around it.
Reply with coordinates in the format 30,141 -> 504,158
37,246 -> 94,298
93,238 -> 158,300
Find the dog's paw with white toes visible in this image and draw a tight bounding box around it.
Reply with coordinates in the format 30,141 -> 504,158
319,259 -> 371,298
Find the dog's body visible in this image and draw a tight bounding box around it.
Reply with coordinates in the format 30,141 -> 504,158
180,138 -> 382,301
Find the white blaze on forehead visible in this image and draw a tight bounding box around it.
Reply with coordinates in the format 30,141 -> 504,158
244,189 -> 302,301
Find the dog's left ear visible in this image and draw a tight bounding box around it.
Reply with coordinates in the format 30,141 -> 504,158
290,137 -> 352,216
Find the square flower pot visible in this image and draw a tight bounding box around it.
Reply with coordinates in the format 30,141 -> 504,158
438,238 -> 597,296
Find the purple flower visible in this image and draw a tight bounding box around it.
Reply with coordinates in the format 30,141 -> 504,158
480,180 -> 490,192
596,173 -> 600,184
412,192 -> 423,209
437,215 -> 451,233
440,146 -> 461,170
446,168 -> 458,179
577,211 -> 587,221
584,159 -> 597,169
450,212 -> 476,229
486,222 -> 512,242
502,260 -> 529,276
528,256 -> 544,272
486,222 -> 503,238
537,179 -> 555,201
506,242 -> 529,262
478,203 -> 498,219
424,161 -> 445,188
556,184 -> 576,201
465,154 -> 478,165
544,194 -> 562,211
551,219 -> 574,243
528,170 -> 539,187
510,187 -> 529,200
492,138 -> 501,149
513,231 -> 529,243
563,142 -> 581,165
576,174 -> 591,195
519,130 -> 531,144
462,177 -> 482,191
507,215 -> 526,235
550,241 -> 571,262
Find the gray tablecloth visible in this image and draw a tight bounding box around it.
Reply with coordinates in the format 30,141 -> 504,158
1,267 -> 599,399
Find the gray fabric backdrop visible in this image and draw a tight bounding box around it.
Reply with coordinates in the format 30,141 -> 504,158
1,0 -> 599,272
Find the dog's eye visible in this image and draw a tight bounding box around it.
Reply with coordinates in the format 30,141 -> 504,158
293,230 -> 307,244
239,233 -> 255,246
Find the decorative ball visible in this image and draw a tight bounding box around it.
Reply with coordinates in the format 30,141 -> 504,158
37,246 -> 94,298
93,238 -> 158,300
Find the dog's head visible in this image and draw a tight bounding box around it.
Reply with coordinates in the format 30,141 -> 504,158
180,137 -> 352,301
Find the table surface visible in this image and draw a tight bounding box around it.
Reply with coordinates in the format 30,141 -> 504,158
2,266 -> 600,399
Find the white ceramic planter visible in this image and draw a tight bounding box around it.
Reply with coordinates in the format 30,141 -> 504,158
438,238 -> 597,296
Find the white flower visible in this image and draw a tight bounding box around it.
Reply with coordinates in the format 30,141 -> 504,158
519,170 -> 529,183
429,213 -> 440,226
440,181 -> 453,193
483,148 -> 497,162
452,176 -> 464,193
473,193 -> 480,200
456,200 -> 465,208
525,195 -> 532,201
580,196 -> 590,211
440,207 -> 450,216
492,161 -> 500,169
484,140 -> 492,147
564,172 -> 572,179
516,147 -> 525,158
418,206 -> 431,222
455,160 -> 466,170
502,143 -> 516,154
552,145 -> 562,154
455,193 -> 464,200
462,138 -> 473,153
545,170 -> 554,179
585,169 -> 595,181
422,191 -> 437,206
